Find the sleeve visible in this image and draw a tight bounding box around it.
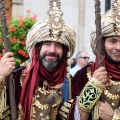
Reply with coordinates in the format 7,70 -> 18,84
72,66 -> 89,98
13,66 -> 26,107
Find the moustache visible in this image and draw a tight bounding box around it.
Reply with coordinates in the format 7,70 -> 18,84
44,52 -> 59,57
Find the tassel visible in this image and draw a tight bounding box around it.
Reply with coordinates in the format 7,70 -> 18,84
93,101 -> 99,120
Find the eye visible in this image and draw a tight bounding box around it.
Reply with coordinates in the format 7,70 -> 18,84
43,42 -> 51,46
55,43 -> 62,48
109,40 -> 116,44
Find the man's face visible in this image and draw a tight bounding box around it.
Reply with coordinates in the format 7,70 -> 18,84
78,52 -> 89,67
105,37 -> 120,62
40,41 -> 63,70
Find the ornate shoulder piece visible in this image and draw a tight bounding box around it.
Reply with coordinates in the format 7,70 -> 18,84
20,59 -> 31,70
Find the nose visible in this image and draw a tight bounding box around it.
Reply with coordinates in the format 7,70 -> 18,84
116,42 -> 120,50
49,43 -> 56,52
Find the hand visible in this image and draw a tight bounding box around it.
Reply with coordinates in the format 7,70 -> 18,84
92,67 -> 108,84
0,52 -> 15,78
99,101 -> 114,120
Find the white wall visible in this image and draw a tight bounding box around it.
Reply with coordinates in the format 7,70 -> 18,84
23,0 -> 78,33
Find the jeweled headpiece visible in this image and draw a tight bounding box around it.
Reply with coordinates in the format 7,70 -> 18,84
91,0 -> 120,54
26,0 -> 76,58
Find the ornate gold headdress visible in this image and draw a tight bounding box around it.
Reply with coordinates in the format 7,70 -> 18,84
91,0 -> 120,54
26,0 -> 76,58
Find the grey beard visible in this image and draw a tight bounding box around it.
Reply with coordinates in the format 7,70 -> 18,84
41,58 -> 59,71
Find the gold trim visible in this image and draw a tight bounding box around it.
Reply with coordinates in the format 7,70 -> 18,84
104,90 -> 120,100
111,80 -> 120,85
61,106 -> 69,113
64,102 -> 71,108
112,108 -> 120,120
34,99 -> 49,110
77,81 -> 104,112
87,68 -> 120,101
31,85 -> 63,120
59,111 -> 67,119
87,69 -> 106,89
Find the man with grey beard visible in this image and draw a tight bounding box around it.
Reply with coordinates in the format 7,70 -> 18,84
40,47 -> 61,71
0,0 -> 76,119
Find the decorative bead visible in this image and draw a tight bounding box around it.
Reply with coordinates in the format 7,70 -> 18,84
40,112 -> 43,116
67,59 -> 70,65
112,103 -> 115,106
67,52 -> 70,58
55,17 -> 59,22
66,66 -> 70,72
104,90 -> 120,100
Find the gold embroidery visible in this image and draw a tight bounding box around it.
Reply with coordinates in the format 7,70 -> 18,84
111,80 -> 120,85
104,90 -> 120,100
64,102 -> 71,108
34,99 -> 49,110
31,83 -> 63,120
20,73 -> 26,87
112,108 -> 120,120
59,111 -> 67,118
61,106 -> 69,113
87,68 -> 120,101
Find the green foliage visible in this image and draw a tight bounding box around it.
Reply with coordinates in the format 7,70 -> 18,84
0,13 -> 37,66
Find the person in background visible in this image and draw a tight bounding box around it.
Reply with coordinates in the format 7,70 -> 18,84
70,51 -> 89,77
70,58 -> 76,68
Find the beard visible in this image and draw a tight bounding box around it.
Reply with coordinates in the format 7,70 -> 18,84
40,52 -> 61,71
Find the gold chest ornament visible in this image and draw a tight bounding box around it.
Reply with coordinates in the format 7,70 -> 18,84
103,79 -> 120,109
30,81 -> 63,120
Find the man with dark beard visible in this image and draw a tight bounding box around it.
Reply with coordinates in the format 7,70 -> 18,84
59,0 -> 120,120
0,0 -> 76,120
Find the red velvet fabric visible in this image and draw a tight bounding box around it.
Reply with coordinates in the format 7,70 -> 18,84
20,46 -> 67,120
72,64 -> 90,98
90,53 -> 120,80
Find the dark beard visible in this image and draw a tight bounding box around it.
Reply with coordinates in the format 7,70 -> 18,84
40,52 -> 61,71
